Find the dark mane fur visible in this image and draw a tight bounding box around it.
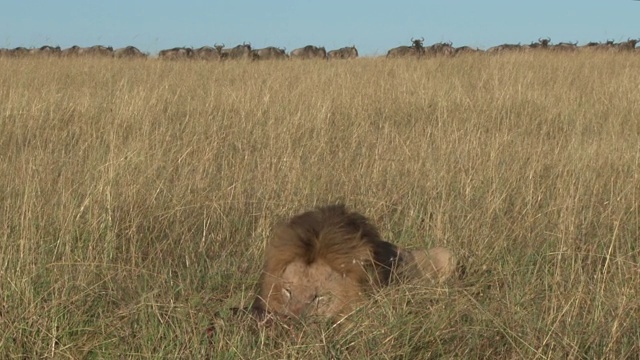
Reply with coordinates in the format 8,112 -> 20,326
264,204 -> 401,287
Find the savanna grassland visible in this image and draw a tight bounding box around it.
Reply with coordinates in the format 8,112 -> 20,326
1,52 -> 639,359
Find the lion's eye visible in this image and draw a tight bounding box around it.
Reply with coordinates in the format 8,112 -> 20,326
282,288 -> 291,300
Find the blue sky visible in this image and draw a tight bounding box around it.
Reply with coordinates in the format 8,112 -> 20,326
2,1 -> 639,56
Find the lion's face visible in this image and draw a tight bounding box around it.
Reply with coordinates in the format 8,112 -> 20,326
262,259 -> 364,318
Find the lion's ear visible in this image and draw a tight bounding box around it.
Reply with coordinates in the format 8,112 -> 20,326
264,222 -> 308,270
268,223 -> 302,253
271,222 -> 294,244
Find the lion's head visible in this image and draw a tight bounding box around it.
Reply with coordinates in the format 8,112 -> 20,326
250,204 -> 456,321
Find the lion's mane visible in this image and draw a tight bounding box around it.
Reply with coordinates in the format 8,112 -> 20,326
251,204 -> 411,319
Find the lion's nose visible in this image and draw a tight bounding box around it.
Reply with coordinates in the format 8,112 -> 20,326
288,302 -> 306,317
288,296 -> 317,317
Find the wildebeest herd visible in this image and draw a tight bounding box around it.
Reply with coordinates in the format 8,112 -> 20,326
1,38 -> 638,60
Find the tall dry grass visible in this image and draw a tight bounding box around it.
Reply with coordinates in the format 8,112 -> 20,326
1,52 -> 639,358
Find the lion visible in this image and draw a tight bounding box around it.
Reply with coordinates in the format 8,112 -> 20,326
249,204 -> 457,321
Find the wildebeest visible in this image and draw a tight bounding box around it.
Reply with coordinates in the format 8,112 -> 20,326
158,47 -> 194,60
615,38 -> 639,51
114,46 -> 147,59
221,43 -> 255,60
29,45 -> 62,56
213,44 -> 228,59
197,44 -> 228,60
86,45 -> 114,56
7,47 -> 30,57
386,38 -> 425,58
454,46 -> 481,55
527,37 -> 551,50
61,45 -> 82,57
551,41 -> 578,52
487,43 -> 523,53
582,40 -> 616,51
425,41 -> 455,57
79,45 -> 114,57
290,45 -> 327,60
62,45 -> 114,57
538,37 -> 551,48
252,46 -> 287,60
193,46 -> 221,60
327,46 -> 358,59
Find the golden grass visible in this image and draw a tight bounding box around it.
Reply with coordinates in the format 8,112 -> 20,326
1,53 -> 639,358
